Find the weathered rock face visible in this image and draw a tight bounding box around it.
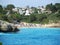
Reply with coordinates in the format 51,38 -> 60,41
0,24 -> 8,31
0,20 -> 19,32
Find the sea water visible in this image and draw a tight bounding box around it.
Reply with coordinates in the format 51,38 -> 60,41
0,28 -> 60,45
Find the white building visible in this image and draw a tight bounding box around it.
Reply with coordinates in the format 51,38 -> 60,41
37,6 -> 46,14
29,9 -> 35,14
12,8 -> 18,12
25,9 -> 30,15
19,8 -> 24,15
37,6 -> 52,14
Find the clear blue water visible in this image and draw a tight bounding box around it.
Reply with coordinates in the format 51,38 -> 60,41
0,28 -> 60,45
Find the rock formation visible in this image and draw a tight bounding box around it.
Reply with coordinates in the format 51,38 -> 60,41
0,20 -> 19,32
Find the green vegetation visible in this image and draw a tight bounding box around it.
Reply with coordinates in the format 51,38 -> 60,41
0,42 -> 2,45
46,3 -> 57,13
0,5 -> 3,14
0,3 -> 60,24
6,4 -> 15,14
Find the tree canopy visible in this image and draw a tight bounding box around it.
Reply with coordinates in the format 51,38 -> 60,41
0,5 -> 3,13
6,4 -> 15,10
46,3 -> 57,13
55,3 -> 60,10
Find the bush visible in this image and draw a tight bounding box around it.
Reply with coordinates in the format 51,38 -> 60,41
29,14 -> 36,22
0,42 -> 2,45
36,14 -> 47,23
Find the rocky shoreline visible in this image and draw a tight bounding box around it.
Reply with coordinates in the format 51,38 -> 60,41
0,20 -> 19,33
0,20 -> 60,33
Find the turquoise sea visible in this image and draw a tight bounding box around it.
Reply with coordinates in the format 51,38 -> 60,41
0,28 -> 60,45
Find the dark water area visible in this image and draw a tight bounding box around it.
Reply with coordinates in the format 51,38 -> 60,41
0,28 -> 60,45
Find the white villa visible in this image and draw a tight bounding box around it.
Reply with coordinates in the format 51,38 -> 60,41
19,8 -> 25,15
12,8 -> 18,12
37,6 -> 46,14
37,6 -> 52,14
25,9 -> 30,15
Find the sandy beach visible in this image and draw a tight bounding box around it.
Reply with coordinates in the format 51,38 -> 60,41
15,22 -> 60,28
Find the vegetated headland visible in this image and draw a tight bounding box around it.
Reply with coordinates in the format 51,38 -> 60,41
0,3 -> 60,28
